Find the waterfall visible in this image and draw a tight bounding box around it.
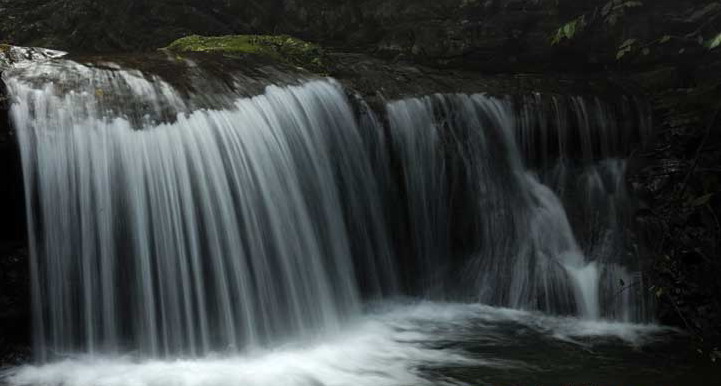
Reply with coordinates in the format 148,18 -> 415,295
3,58 -> 651,361
385,93 -> 649,320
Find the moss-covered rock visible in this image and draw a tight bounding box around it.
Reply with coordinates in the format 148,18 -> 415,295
164,35 -> 328,74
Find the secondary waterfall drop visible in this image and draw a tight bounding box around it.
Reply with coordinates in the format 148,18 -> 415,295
384,93 -> 646,320
3,57 -> 652,363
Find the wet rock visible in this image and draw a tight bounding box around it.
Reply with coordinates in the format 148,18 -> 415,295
626,56 -> 721,352
0,46 -> 55,366
0,45 -> 65,71
0,246 -> 30,367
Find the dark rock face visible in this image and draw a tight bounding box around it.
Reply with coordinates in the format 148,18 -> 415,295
0,62 -> 26,248
0,46 -> 67,366
0,1 -> 714,73
0,0 -> 667,70
0,246 -> 31,366
0,46 -> 63,251
627,57 -> 721,355
0,80 -> 30,361
0,84 -> 25,245
279,0 -> 588,70
327,51 -> 635,105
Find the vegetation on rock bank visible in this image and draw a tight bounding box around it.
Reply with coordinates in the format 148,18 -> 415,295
550,0 -> 721,65
164,34 -> 328,73
629,62 -> 721,363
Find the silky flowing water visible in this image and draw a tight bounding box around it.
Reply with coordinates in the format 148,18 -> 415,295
0,56 -> 711,386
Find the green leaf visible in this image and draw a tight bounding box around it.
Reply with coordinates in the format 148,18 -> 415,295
708,33 -> 721,50
620,38 -> 637,48
616,39 -> 637,60
551,31 -> 562,45
689,3 -> 721,23
655,287 -> 664,298
642,47 -> 650,55
660,35 -> 671,44
623,1 -> 643,8
616,45 -> 633,60
607,14 -> 618,26
691,193 -> 714,206
563,22 -> 576,39
602,1 -> 614,16
551,17 -> 585,45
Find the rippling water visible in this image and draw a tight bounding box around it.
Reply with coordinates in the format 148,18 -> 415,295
2,302 -> 712,386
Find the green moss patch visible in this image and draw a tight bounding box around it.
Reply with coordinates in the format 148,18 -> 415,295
164,35 -> 328,73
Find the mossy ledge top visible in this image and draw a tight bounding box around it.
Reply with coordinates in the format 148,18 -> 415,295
163,35 -> 327,73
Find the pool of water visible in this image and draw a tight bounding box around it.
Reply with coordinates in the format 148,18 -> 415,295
2,302 -> 715,386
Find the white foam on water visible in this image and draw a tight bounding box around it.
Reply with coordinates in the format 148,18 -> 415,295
377,302 -> 670,348
2,307 -> 474,386
564,261 -> 601,320
2,302 -> 673,386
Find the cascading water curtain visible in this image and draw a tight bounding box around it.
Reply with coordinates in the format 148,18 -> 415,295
385,92 -> 653,320
5,58 -> 652,362
7,62 -> 396,360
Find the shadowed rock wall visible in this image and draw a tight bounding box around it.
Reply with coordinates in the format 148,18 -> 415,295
0,0 -> 697,70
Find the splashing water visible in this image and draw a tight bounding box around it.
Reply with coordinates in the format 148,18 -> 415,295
2,302 -> 675,386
